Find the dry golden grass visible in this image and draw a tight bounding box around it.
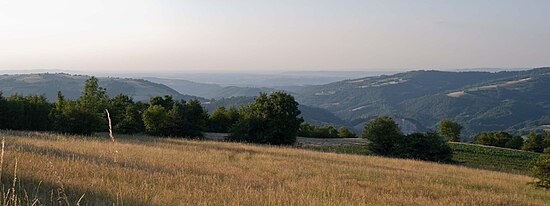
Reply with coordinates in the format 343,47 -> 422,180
0,130 -> 548,205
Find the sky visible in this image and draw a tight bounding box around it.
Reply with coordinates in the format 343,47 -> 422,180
0,0 -> 549,73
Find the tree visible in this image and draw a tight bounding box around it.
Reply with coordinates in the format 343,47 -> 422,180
0,92 -> 7,129
165,103 -> 186,136
439,119 -> 462,142
399,132 -> 452,162
183,99 -> 209,137
208,106 -> 239,133
50,91 -> 67,132
78,77 -> 109,132
228,92 -> 302,145
523,132 -> 545,153
361,116 -> 404,156
474,131 -> 513,148
530,154 -> 550,188
115,104 -> 144,134
79,77 -> 108,112
54,101 -> 101,135
504,136 -> 524,149
142,105 -> 168,136
338,127 -> 357,138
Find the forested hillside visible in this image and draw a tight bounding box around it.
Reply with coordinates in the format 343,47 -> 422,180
295,68 -> 550,137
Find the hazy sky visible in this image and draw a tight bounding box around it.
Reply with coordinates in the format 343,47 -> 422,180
1,0 -> 549,72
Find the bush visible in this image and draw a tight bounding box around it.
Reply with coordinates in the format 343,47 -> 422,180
228,92 -> 302,145
399,132 -> 452,162
297,123 -> 342,138
530,154 -> 550,188
361,116 -> 452,162
505,136 -> 525,149
439,119 -> 462,142
361,116 -> 404,156
523,132 -> 546,153
338,127 -> 357,138
474,131 -> 524,149
208,106 -> 240,133
142,105 -> 168,136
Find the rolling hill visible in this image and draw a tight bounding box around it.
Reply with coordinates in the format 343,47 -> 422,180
0,73 -> 200,102
144,77 -> 275,99
0,73 -> 342,126
295,68 -> 550,137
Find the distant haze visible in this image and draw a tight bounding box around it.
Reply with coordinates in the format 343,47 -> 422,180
1,0 -> 549,72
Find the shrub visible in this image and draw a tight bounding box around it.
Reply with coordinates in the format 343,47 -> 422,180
505,136 -> 525,149
523,132 -> 545,153
530,154 -> 550,188
439,119 -> 462,142
208,106 -> 240,133
297,123 -> 342,138
474,131 -> 523,149
361,116 -> 404,156
338,127 -> 357,138
228,92 -> 302,145
142,105 -> 168,136
399,132 -> 452,162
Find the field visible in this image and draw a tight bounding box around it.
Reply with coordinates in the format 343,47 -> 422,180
306,142 -> 541,175
1,131 -> 549,205
449,143 -> 541,175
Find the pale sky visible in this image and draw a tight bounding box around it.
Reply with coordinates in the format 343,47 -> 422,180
0,0 -> 549,72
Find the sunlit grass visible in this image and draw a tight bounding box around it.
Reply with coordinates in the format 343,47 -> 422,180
0,131 -> 548,205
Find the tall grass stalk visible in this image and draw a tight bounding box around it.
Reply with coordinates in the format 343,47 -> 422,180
0,136 -> 4,182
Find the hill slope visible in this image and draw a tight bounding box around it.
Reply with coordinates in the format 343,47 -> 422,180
144,77 -> 275,99
296,68 -> 550,136
2,131 -> 548,205
0,73 -> 200,102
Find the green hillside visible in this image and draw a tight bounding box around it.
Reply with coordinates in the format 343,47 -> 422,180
296,68 -> 550,137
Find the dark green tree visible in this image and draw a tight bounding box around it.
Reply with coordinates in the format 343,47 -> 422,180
165,102 -> 186,136
399,132 -> 452,162
142,105 -> 168,136
208,106 -> 239,133
183,99 -> 208,137
530,154 -> 550,188
78,77 -> 109,132
338,127 -> 357,138
228,92 -> 302,145
523,132 -> 545,153
504,136 -> 524,149
361,116 -> 404,156
439,119 -> 462,142
115,104 -> 144,134
474,131 -> 513,148
0,92 -> 6,129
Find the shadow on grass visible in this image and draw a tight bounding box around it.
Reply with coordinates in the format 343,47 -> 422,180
1,173 -> 147,206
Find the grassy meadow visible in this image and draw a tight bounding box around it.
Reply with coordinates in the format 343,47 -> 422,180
0,131 -> 549,205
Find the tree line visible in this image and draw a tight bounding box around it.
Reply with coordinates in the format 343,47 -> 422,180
0,77 -> 304,144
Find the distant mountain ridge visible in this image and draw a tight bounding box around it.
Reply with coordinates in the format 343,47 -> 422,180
0,73 -> 200,102
144,77 -> 275,99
